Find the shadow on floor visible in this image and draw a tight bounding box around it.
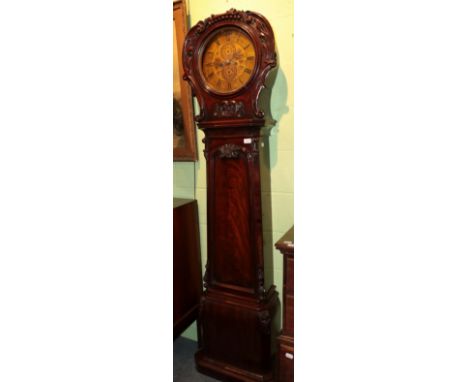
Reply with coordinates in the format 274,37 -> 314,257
173,337 -> 219,382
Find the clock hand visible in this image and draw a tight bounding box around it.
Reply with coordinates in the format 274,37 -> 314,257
224,59 -> 238,66
233,51 -> 243,60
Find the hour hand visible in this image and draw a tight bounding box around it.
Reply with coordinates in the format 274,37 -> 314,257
233,51 -> 243,61
213,59 -> 223,68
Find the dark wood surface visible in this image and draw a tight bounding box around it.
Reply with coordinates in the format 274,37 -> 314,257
173,199 -> 203,339
275,226 -> 294,382
183,9 -> 278,382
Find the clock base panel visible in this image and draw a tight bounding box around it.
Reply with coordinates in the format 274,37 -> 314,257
195,287 -> 279,381
195,352 -> 274,382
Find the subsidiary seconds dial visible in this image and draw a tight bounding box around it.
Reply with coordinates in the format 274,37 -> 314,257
201,27 -> 257,94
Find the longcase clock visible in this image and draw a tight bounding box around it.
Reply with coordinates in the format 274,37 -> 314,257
183,9 -> 279,381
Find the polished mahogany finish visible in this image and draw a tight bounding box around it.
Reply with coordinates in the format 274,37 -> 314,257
183,9 -> 279,382
275,227 -> 294,382
173,199 -> 203,339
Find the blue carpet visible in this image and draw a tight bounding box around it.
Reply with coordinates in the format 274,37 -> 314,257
173,337 -> 219,381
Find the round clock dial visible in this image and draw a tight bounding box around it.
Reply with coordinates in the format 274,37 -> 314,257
201,27 -> 257,94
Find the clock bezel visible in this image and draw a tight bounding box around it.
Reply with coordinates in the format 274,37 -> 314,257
198,25 -> 259,97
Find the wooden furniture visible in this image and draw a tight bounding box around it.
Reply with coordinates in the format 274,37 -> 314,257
173,198 -> 203,339
276,227 -> 294,382
183,9 -> 279,382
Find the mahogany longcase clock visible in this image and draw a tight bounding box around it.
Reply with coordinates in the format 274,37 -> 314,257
183,9 -> 278,381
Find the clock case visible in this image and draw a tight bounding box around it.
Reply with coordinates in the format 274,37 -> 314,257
183,9 -> 279,382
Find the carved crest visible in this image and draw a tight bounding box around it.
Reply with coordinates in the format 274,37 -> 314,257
213,100 -> 245,118
218,143 -> 242,159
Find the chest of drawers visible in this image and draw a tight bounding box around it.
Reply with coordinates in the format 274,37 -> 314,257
276,227 -> 294,381
173,198 -> 202,339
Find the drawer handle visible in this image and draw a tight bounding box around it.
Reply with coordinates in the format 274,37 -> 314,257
285,352 -> 294,360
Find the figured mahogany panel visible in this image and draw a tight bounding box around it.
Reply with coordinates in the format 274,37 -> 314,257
196,289 -> 279,381
202,297 -> 266,369
211,149 -> 255,290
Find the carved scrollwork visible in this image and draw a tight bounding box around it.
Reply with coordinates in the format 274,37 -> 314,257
215,141 -> 258,161
191,9 -> 246,40
255,20 -> 269,42
258,310 -> 272,334
264,51 -> 277,66
202,9 -> 244,29
194,20 -> 207,36
218,143 -> 242,159
182,32 -> 197,68
254,109 -> 265,119
213,100 -> 245,118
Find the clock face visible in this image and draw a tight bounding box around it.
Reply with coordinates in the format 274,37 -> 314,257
200,27 -> 257,94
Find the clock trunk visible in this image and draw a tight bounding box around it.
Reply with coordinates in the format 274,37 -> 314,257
196,126 -> 279,382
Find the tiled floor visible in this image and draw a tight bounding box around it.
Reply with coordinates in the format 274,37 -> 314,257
173,337 -> 219,382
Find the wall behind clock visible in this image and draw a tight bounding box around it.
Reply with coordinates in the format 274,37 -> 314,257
173,0 -> 294,340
